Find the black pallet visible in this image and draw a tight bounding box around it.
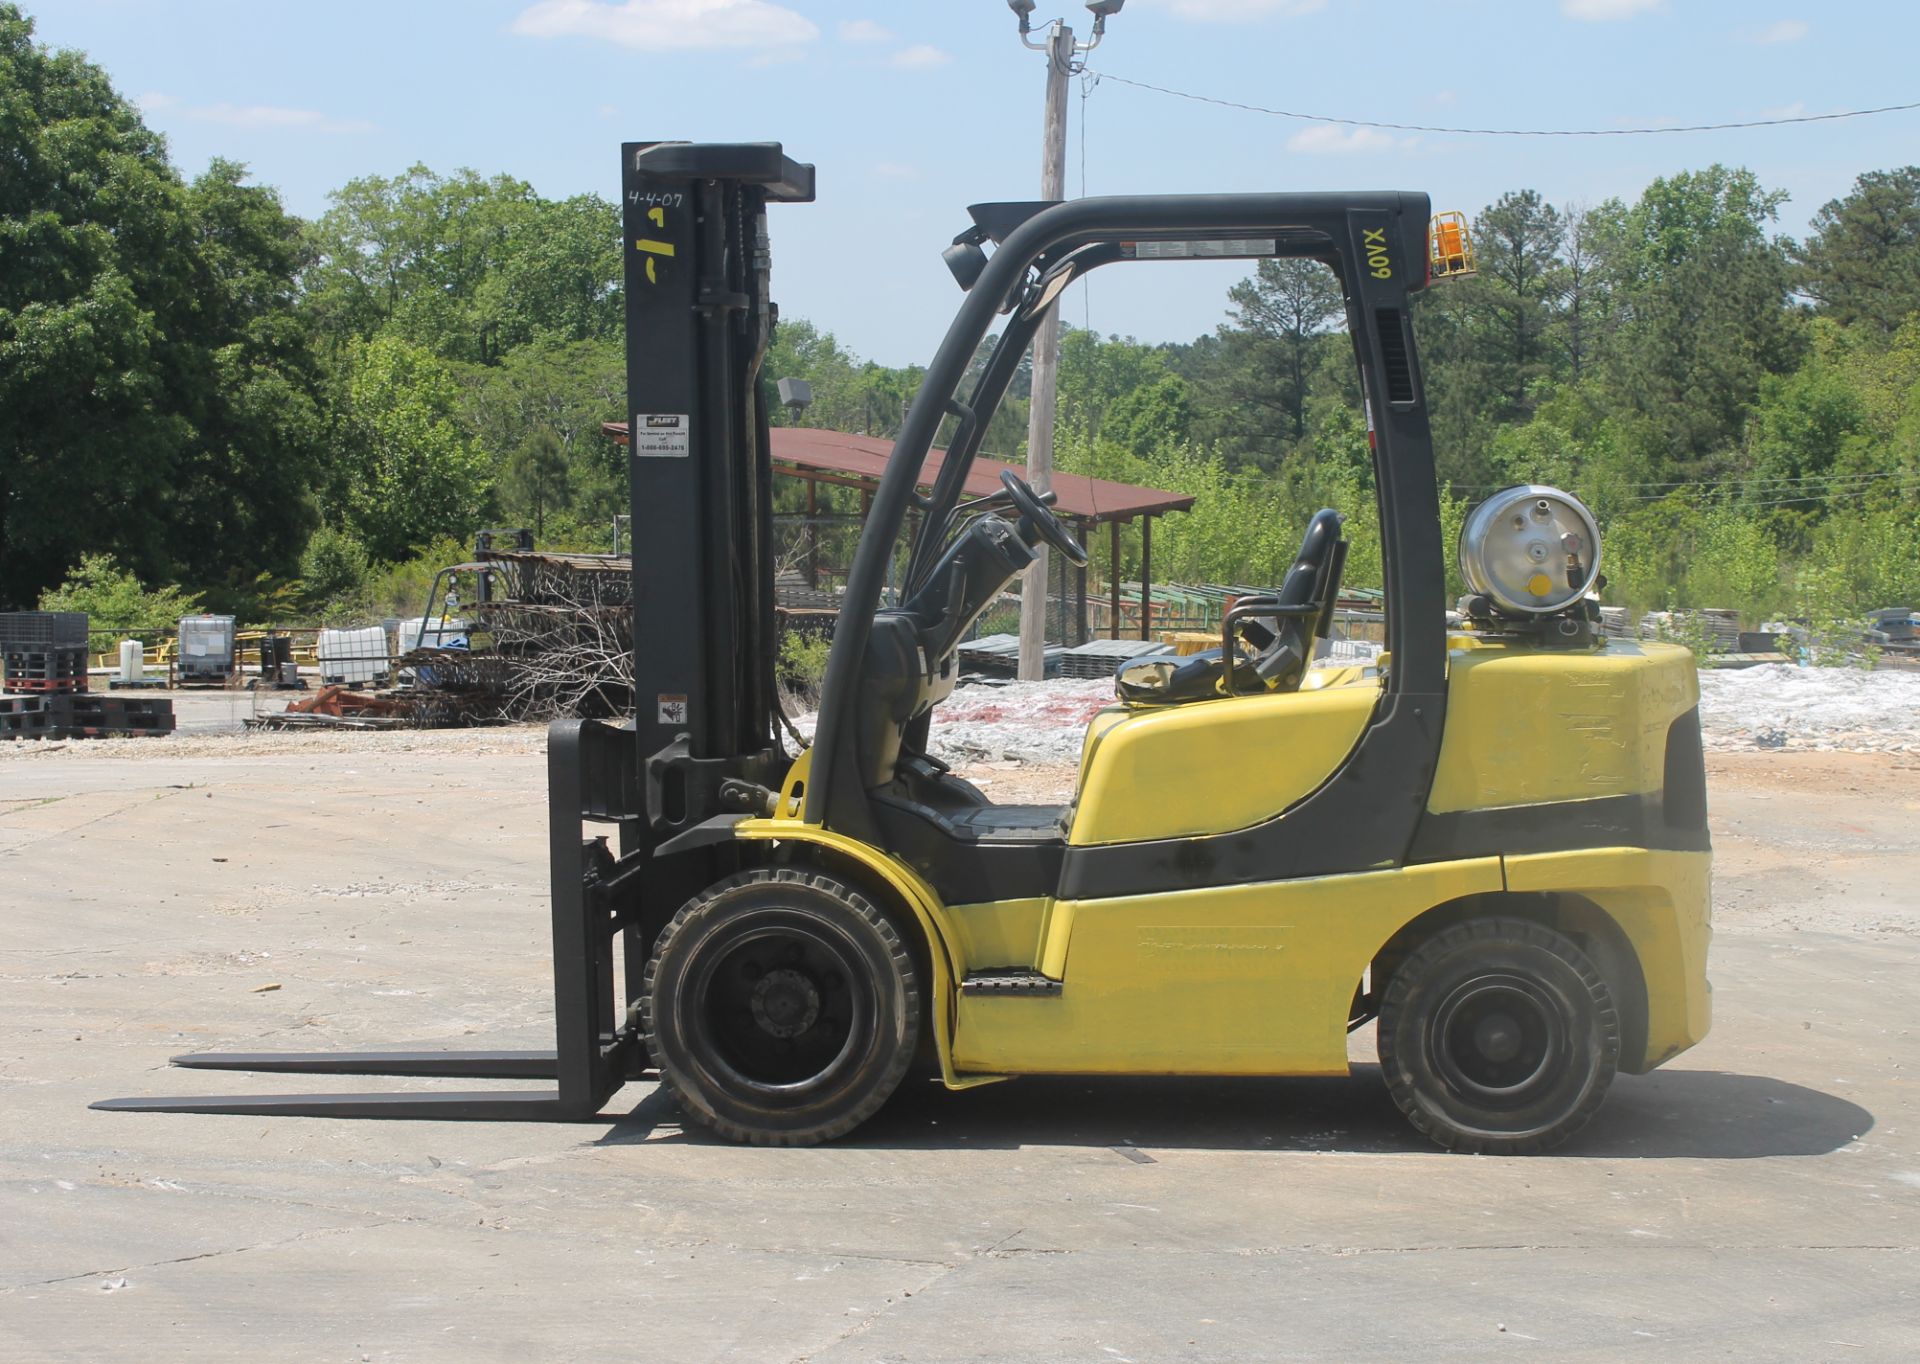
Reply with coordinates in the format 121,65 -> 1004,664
0,612 -> 88,649
1,699 -> 53,739
48,694 -> 175,734
4,645 -> 89,681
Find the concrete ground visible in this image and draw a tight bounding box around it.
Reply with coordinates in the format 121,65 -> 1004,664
1,735 -> 1916,1361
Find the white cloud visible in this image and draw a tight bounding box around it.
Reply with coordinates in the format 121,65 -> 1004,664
888,43 -> 950,70
1153,0 -> 1325,18
1750,18 -> 1809,43
838,18 -> 893,44
1561,0 -> 1663,20
1287,125 -> 1408,154
511,0 -> 818,52
136,92 -> 372,133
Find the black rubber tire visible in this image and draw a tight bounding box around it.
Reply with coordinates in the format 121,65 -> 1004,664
1377,917 -> 1619,1155
642,868 -> 921,1146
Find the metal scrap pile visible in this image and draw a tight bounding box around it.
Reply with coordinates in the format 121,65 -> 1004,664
469,549 -> 634,719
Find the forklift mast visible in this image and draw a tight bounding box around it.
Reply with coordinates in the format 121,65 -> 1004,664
620,141 -> 812,783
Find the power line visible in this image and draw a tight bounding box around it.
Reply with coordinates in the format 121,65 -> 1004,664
1087,69 -> 1920,138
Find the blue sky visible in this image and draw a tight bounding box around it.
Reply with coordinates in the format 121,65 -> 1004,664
26,1 -> 1920,365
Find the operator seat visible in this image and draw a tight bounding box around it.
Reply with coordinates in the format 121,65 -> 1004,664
1116,508 -> 1347,705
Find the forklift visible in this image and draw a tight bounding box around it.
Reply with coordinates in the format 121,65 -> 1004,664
99,142 -> 1711,1154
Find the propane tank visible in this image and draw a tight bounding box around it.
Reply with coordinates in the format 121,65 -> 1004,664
1459,486 -> 1602,618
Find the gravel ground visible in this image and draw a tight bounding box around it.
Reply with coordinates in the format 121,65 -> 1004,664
1698,664 -> 1920,752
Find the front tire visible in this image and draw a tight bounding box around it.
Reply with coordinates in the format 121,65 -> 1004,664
643,868 -> 921,1146
1377,917 -> 1619,1155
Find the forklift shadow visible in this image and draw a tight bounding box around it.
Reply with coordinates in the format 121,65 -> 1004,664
596,1067 -> 1870,1160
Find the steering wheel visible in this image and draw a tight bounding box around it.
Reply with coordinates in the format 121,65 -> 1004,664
999,470 -> 1089,567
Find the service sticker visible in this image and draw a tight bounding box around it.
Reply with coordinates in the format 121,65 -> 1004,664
657,694 -> 689,725
633,413 -> 690,458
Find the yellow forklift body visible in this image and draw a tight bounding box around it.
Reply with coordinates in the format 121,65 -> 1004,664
1069,673 -> 1381,846
953,857 -> 1504,1075
1507,848 -> 1713,1071
1430,638 -> 1698,811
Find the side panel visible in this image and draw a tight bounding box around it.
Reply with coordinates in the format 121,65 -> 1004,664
946,896 -> 1050,972
954,858 -> 1503,1076
1068,682 -> 1380,847
1505,848 -> 1713,1073
1429,640 -> 1698,813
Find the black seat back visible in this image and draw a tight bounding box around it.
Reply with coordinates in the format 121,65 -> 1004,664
1115,508 -> 1347,704
1250,508 -> 1346,690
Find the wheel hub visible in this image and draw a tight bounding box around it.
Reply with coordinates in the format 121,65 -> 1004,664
1473,1012 -> 1523,1064
1431,975 -> 1562,1104
750,967 -> 821,1039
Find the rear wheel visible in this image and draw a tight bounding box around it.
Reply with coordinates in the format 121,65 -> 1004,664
643,868 -> 920,1146
1377,917 -> 1618,1155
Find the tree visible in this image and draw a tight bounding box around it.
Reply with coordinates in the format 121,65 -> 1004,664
297,525 -> 372,612
1798,167 -> 1920,334
1472,189 -> 1566,415
1553,202 -> 1617,382
0,7 -> 325,607
303,165 -> 540,362
164,159 -> 326,597
506,429 -> 571,537
1221,259 -> 1344,443
1600,166 -> 1800,466
336,336 -> 491,560
481,194 -> 622,351
456,335 -> 625,529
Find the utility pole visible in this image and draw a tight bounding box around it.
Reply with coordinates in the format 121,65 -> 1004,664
1010,1 -> 1122,681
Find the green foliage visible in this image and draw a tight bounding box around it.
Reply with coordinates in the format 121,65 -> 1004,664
37,553 -> 202,636
0,8 -> 326,605
297,526 -> 373,619
1644,599 -> 1718,665
335,336 -> 491,561
455,334 -> 625,532
1792,564 -> 1880,667
764,318 -> 927,440
505,429 -> 571,537
362,536 -> 471,621
1798,167 -> 1920,335
777,630 -> 833,698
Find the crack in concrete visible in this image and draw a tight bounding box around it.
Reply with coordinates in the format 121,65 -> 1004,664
785,1259 -> 960,1364
0,1219 -> 389,1294
0,786 -> 190,862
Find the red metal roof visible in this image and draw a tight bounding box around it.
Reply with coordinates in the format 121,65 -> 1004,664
601,423 -> 1194,525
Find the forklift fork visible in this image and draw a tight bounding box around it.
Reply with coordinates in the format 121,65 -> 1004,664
93,719 -> 647,1121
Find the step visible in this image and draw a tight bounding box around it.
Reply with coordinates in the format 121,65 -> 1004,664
959,969 -> 1062,997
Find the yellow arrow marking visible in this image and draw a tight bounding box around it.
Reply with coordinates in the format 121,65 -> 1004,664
648,206 -> 665,227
